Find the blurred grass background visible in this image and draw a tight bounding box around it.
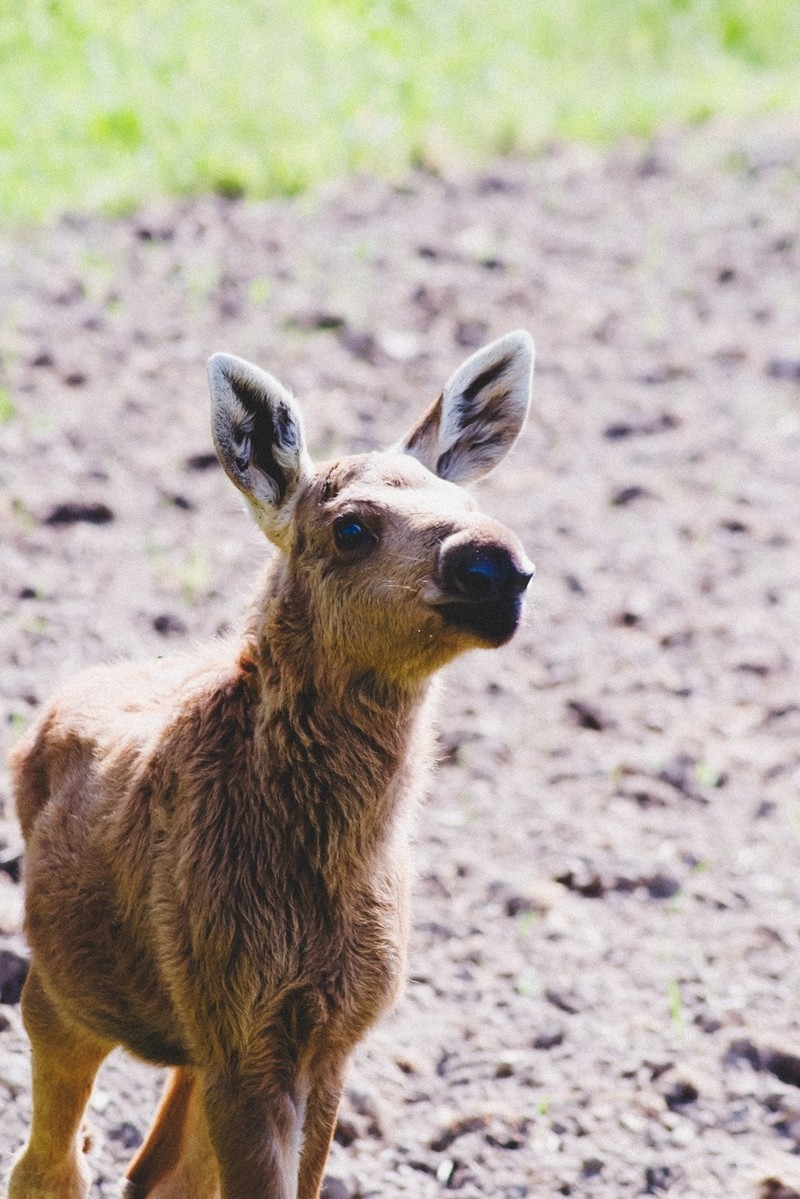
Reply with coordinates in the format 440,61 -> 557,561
1,0 -> 799,225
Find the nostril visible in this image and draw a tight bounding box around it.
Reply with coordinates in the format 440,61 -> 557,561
462,555 -> 508,596
444,544 -> 529,601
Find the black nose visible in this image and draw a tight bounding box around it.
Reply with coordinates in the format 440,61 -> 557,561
441,542 -> 534,602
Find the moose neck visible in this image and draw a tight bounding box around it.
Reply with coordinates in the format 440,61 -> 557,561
247,556 -> 430,706
242,559 -> 436,868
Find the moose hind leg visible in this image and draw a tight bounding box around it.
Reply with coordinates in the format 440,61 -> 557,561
124,1068 -> 219,1199
8,965 -> 111,1199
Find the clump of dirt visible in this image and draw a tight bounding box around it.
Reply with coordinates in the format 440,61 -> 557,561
1,114 -> 800,1197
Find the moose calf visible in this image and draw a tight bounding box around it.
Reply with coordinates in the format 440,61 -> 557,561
8,331 -> 534,1199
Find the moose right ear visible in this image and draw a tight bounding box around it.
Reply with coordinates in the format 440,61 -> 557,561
207,353 -> 312,543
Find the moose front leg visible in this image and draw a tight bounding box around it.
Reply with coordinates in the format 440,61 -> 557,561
8,966 -> 111,1199
202,1071 -> 305,1199
297,1058 -> 347,1199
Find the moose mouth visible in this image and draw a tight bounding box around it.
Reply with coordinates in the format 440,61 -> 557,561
436,594 -> 524,646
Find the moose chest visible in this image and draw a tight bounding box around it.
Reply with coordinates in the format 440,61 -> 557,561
157,750 -> 412,1058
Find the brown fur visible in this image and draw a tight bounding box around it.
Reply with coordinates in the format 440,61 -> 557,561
8,334 -> 534,1199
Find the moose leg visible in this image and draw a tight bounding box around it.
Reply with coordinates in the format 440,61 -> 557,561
202,1072 -> 305,1199
8,965 -> 111,1199
124,1068 -> 219,1199
297,1061 -> 346,1199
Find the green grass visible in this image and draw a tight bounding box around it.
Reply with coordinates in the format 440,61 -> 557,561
0,388 -> 17,423
2,0 -> 799,225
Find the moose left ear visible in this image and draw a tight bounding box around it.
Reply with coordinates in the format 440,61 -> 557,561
397,331 -> 534,484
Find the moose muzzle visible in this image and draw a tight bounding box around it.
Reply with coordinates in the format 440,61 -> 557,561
434,529 -> 534,646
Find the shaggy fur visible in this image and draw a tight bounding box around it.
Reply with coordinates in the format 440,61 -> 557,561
8,332 -> 534,1199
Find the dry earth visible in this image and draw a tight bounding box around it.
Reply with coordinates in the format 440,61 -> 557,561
1,116 -> 800,1199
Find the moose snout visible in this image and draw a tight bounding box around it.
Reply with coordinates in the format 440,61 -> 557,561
433,530 -> 533,646
438,532 -> 535,603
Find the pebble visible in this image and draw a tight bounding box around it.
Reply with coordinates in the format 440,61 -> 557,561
669,1120 -> 696,1146
0,946 -> 29,1004
0,1051 -> 30,1095
0,878 -> 24,935
619,1111 -> 647,1134
320,1178 -> 351,1199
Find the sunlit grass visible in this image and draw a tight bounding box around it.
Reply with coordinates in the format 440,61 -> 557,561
2,0 -> 799,225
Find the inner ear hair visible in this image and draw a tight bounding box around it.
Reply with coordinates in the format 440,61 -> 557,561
448,353 -> 519,437
209,353 -> 308,510
230,377 -> 294,505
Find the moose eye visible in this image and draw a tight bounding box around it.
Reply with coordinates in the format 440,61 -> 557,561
333,516 -> 376,553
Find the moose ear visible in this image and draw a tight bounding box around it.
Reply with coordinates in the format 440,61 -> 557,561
207,353 -> 312,542
397,331 -> 534,483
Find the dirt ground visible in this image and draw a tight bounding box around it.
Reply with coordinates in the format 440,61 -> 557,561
1,114 -> 800,1199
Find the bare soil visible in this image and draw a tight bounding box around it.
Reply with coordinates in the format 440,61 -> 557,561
1,115 -> 800,1199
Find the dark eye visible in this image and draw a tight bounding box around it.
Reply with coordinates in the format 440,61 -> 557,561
334,516 -> 376,553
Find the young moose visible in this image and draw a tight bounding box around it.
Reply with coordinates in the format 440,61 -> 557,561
9,331 -> 535,1199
